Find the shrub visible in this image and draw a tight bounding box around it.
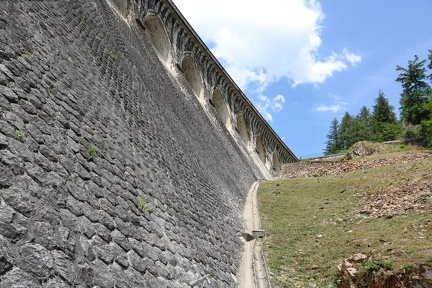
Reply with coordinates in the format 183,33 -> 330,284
88,145 -> 97,158
15,127 -> 24,142
137,196 -> 148,213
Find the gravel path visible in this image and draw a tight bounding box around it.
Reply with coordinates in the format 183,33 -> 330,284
237,182 -> 271,288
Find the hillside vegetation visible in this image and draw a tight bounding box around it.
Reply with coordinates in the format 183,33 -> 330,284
258,144 -> 432,287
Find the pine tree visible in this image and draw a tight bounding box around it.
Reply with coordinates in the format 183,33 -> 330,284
420,97 -> 432,147
428,49 -> 432,81
339,112 -> 356,150
420,51 -> 432,146
371,91 -> 400,141
396,55 -> 430,125
355,106 -> 372,141
324,118 -> 340,155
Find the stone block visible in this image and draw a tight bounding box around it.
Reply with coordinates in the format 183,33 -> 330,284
51,250 -> 76,283
112,229 -> 130,252
19,243 -> 54,278
0,202 -> 28,240
0,235 -> 14,274
0,268 -> 41,288
0,85 -> 18,103
33,221 -> 56,250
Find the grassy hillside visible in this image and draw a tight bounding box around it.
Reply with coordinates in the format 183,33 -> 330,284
258,149 -> 432,287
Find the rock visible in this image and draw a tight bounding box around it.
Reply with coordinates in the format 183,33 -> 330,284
0,202 -> 28,240
51,250 -> 76,283
0,133 -> 8,149
0,235 -> 14,274
19,243 -> 54,278
0,85 -> 18,102
351,253 -> 367,263
0,268 -> 41,288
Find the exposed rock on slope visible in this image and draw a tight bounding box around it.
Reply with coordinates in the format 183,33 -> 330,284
281,153 -> 432,179
282,152 -> 432,218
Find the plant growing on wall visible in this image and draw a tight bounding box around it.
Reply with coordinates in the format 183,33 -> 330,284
137,196 -> 149,213
88,145 -> 97,158
103,49 -> 118,60
15,127 -> 25,142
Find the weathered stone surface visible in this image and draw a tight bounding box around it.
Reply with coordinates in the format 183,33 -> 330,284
128,249 -> 146,272
91,222 -> 111,243
57,226 -> 76,257
125,267 -> 147,286
33,221 -> 56,250
112,243 -> 129,268
19,243 -> 54,278
51,250 -> 76,283
110,263 -> 130,288
93,242 -> 114,264
112,229 -> 130,252
0,202 -> 28,240
2,186 -> 40,216
93,259 -> 115,288
76,263 -> 94,287
0,235 -> 14,274
0,0 -> 280,286
0,268 -> 41,288
0,120 -> 14,138
45,277 -> 72,288
0,85 -> 18,103
0,162 -> 14,188
0,133 -> 8,149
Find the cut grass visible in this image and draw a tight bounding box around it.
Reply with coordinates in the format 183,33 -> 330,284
258,154 -> 432,287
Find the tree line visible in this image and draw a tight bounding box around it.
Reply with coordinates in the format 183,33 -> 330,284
324,49 -> 432,155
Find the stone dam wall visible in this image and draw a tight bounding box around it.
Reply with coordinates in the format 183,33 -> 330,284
0,0 -> 296,287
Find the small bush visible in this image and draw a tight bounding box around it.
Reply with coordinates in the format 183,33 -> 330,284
88,145 -> 97,158
137,196 -> 149,213
356,258 -> 394,287
403,126 -> 422,143
104,49 -> 118,60
363,259 -> 393,272
15,127 -> 25,142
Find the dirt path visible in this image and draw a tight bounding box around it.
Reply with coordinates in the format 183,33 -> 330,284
237,181 -> 271,288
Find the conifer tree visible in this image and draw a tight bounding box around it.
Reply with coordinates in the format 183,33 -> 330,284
324,118 -> 340,155
355,106 -> 372,141
339,112 -> 356,150
396,55 -> 430,124
371,91 -> 400,141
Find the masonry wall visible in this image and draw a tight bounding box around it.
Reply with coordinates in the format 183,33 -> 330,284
0,1 -> 266,287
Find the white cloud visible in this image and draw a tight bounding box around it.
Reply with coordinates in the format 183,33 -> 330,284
274,95 -> 286,103
256,94 -> 286,121
316,93 -> 347,113
172,0 -> 361,90
316,103 -> 347,113
342,48 -> 362,65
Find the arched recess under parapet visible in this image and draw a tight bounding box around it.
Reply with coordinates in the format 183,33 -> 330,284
143,14 -> 172,64
236,114 -> 250,147
255,135 -> 266,164
212,88 -> 231,130
182,54 -> 205,102
272,151 -> 282,175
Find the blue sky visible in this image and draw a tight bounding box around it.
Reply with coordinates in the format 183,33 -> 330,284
172,0 -> 432,158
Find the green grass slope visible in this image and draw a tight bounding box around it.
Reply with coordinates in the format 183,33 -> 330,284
258,150 -> 432,287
